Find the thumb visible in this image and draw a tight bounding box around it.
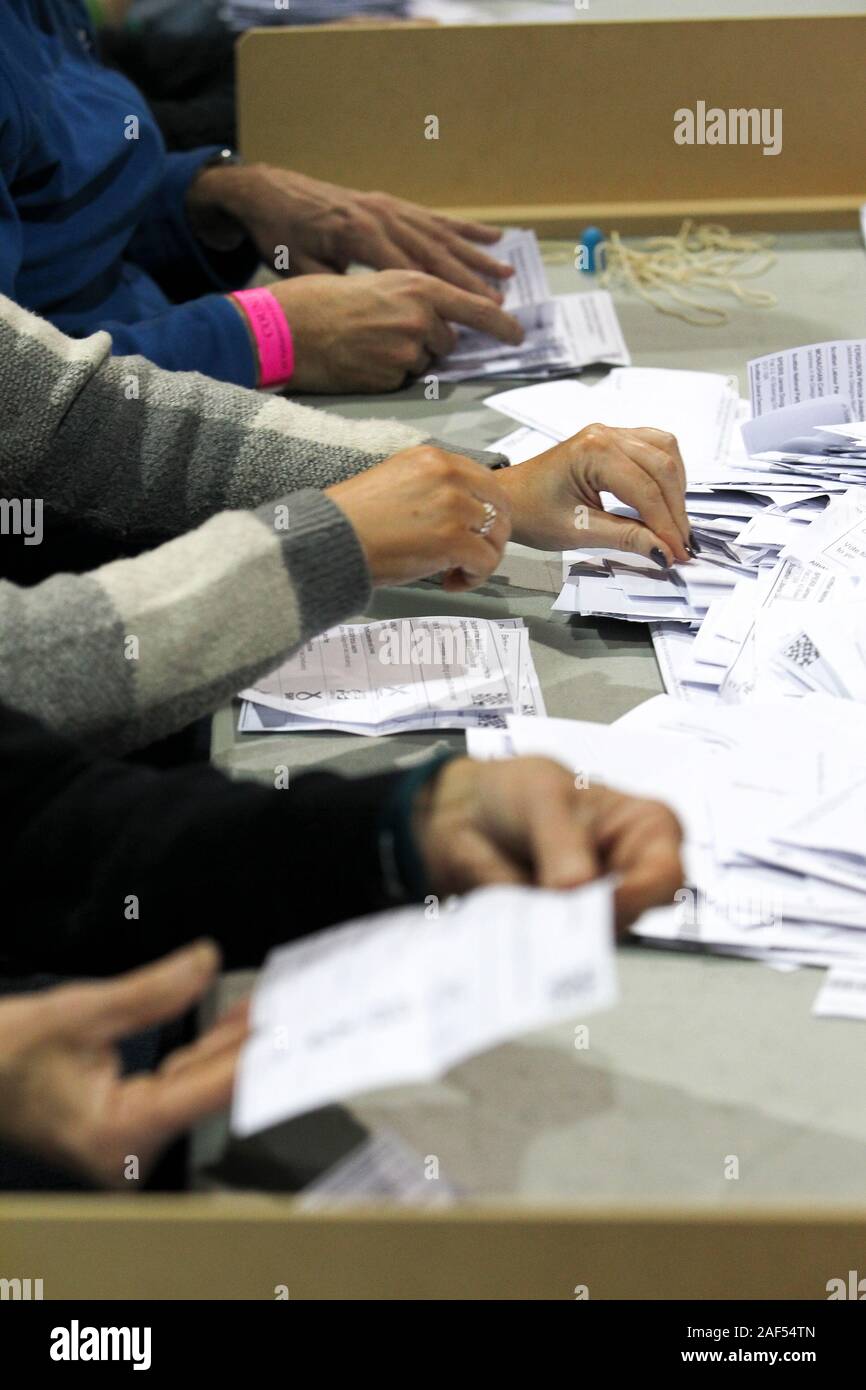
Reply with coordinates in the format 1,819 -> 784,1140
62,941 -> 221,1045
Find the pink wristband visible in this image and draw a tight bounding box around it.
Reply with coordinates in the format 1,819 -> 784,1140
231,287 -> 294,388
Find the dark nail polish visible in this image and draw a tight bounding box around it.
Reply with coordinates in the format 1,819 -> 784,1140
650,547 -> 669,569
685,544 -> 696,559
689,530 -> 702,554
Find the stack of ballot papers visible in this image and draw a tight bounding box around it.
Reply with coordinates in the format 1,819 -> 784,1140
467,696 -> 866,985
486,344 -> 866,714
238,616 -> 545,735
438,229 -> 630,381
231,880 -> 617,1137
646,344 -> 866,705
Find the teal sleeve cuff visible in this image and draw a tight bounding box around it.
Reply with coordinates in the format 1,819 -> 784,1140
377,750 -> 455,903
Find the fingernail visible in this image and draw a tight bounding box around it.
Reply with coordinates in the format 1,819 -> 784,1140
685,544 -> 696,559
650,547 -> 669,569
689,530 -> 702,554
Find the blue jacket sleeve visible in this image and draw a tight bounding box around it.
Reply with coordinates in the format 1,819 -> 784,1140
126,147 -> 261,301
92,295 -> 259,387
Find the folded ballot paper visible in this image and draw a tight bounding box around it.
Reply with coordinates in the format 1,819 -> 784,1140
238,616 -> 545,735
438,229 -> 630,382
231,879 -> 617,1137
466,697 -> 866,982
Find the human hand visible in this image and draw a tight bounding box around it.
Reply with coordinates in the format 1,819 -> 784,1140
327,446 -> 511,591
0,942 -> 247,1188
414,757 -> 684,931
265,270 -> 522,393
499,425 -> 693,566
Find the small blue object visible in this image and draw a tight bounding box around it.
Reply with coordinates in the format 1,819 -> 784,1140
579,225 -> 605,274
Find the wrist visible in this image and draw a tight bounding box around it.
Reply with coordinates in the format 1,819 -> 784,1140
377,752 -> 456,902
189,161 -> 265,220
229,288 -> 295,388
186,161 -> 263,250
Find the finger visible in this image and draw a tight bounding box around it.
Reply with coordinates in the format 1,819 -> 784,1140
423,312 -> 459,359
520,766 -> 601,888
433,214 -> 511,249
353,219 -> 416,272
159,1005 -> 251,1080
446,529 -> 508,585
388,221 -> 503,300
627,427 -> 687,494
611,832 -> 685,931
591,444 -> 689,563
441,551 -> 501,591
434,453 -> 514,520
134,1036 -> 243,1141
439,233 -> 519,286
460,490 -> 512,537
438,825 -> 528,889
426,282 -> 524,345
576,508 -> 678,568
291,253 -> 343,276
404,346 -> 435,379
597,801 -> 685,930
616,436 -> 691,551
54,941 -> 221,1044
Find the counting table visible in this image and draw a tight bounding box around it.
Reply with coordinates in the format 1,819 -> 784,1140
5,240 -> 866,1300
140,231 -> 864,1296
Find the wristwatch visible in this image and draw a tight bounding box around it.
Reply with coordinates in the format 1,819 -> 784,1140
201,147 -> 246,170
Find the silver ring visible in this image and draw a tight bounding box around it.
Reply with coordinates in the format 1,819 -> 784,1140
476,501 -> 497,537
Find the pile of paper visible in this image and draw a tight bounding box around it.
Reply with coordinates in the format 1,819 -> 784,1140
238,616 -> 545,735
485,345 -> 866,713
232,879 -> 616,1136
439,229 -> 630,382
467,696 -> 866,979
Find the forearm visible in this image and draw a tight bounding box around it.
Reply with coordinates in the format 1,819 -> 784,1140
0,715 -> 412,976
0,490 -> 370,755
0,295 -> 502,540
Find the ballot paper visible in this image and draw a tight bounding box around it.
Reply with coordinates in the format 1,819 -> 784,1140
438,229 -> 630,382
813,966 -> 866,1021
299,1130 -> 458,1207
748,340 -> 866,420
497,698 -> 866,983
717,493 -> 866,703
239,617 -> 545,735
486,367 -> 740,477
231,880 -> 617,1137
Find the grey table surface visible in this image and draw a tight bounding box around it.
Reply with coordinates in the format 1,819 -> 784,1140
205,232 -> 866,1203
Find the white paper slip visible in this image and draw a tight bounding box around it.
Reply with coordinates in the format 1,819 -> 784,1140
741,397 -> 851,456
231,880 -> 617,1137
299,1130 -> 458,1207
489,425 -> 553,463
486,367 -> 738,477
239,618 -> 545,735
748,341 -> 866,420
813,966 -> 866,1021
437,229 -> 628,382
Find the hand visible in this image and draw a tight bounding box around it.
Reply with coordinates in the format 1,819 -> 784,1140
265,271 -> 522,393
414,757 -> 684,931
0,942 -> 248,1188
499,425 -> 693,566
190,162 -> 514,299
327,446 -> 512,591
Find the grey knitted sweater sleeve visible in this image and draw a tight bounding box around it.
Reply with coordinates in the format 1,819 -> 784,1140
0,296 -> 506,754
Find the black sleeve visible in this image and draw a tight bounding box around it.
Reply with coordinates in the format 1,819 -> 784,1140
0,701 -> 408,976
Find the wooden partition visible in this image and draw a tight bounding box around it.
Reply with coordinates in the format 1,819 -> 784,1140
2,1197 -> 865,1299
237,16 -> 866,233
